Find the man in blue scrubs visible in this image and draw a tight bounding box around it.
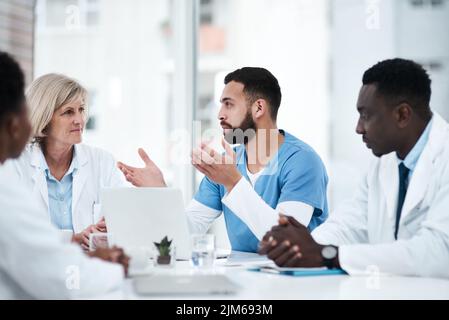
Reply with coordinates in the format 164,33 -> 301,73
118,67 -> 329,253
189,67 -> 328,252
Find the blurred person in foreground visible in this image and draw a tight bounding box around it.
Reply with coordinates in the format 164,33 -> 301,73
0,51 -> 129,299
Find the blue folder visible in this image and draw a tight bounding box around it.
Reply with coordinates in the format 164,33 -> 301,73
248,266 -> 347,277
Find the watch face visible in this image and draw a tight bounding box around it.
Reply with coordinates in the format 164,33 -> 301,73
322,246 -> 338,260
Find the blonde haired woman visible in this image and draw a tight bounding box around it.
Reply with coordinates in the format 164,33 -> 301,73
13,73 -> 129,249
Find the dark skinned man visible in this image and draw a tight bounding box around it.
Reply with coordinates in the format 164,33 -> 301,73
259,58 -> 449,278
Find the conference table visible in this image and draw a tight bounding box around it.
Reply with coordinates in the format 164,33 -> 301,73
101,251 -> 449,300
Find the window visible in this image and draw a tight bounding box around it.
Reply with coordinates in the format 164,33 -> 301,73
409,0 -> 446,8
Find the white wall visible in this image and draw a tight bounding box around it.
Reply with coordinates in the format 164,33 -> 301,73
329,0 -> 396,208
395,0 -> 449,121
226,0 -> 330,164
329,0 -> 449,209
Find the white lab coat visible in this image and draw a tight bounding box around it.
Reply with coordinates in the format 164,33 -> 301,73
12,143 -> 128,233
0,160 -> 124,299
313,112 -> 449,278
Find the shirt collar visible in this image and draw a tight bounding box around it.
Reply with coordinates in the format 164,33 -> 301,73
397,117 -> 433,171
41,147 -> 79,178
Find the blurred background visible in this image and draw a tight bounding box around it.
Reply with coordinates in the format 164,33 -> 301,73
1,0 -> 448,247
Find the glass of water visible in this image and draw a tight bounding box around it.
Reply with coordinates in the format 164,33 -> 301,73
190,234 -> 215,268
89,233 -> 113,251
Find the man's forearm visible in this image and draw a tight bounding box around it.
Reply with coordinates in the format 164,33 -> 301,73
222,178 -> 314,239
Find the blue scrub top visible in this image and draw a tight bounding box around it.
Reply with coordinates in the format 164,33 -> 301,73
194,130 -> 329,252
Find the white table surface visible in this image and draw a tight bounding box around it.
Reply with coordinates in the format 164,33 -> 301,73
101,252 -> 449,300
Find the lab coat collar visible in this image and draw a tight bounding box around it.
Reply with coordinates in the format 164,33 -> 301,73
29,143 -> 88,168
29,143 -> 89,209
401,113 -> 447,219
396,117 -> 433,172
380,112 -> 448,222
29,144 -> 49,207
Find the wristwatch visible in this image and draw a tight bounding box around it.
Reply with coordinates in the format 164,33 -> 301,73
321,245 -> 338,269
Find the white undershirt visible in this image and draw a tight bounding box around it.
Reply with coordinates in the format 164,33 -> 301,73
246,166 -> 264,186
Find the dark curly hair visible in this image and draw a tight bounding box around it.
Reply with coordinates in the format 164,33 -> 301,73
0,51 -> 25,123
363,58 -> 432,119
225,67 -> 282,121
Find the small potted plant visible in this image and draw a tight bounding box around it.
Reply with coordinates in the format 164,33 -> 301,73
153,236 -> 173,265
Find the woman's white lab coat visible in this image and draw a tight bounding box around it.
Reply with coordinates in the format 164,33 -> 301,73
312,113 -> 449,278
12,143 -> 128,233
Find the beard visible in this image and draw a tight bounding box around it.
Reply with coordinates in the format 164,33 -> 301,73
223,111 -> 256,145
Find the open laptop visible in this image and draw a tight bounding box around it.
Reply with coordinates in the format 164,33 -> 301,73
101,187 -> 191,260
133,274 -> 239,296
